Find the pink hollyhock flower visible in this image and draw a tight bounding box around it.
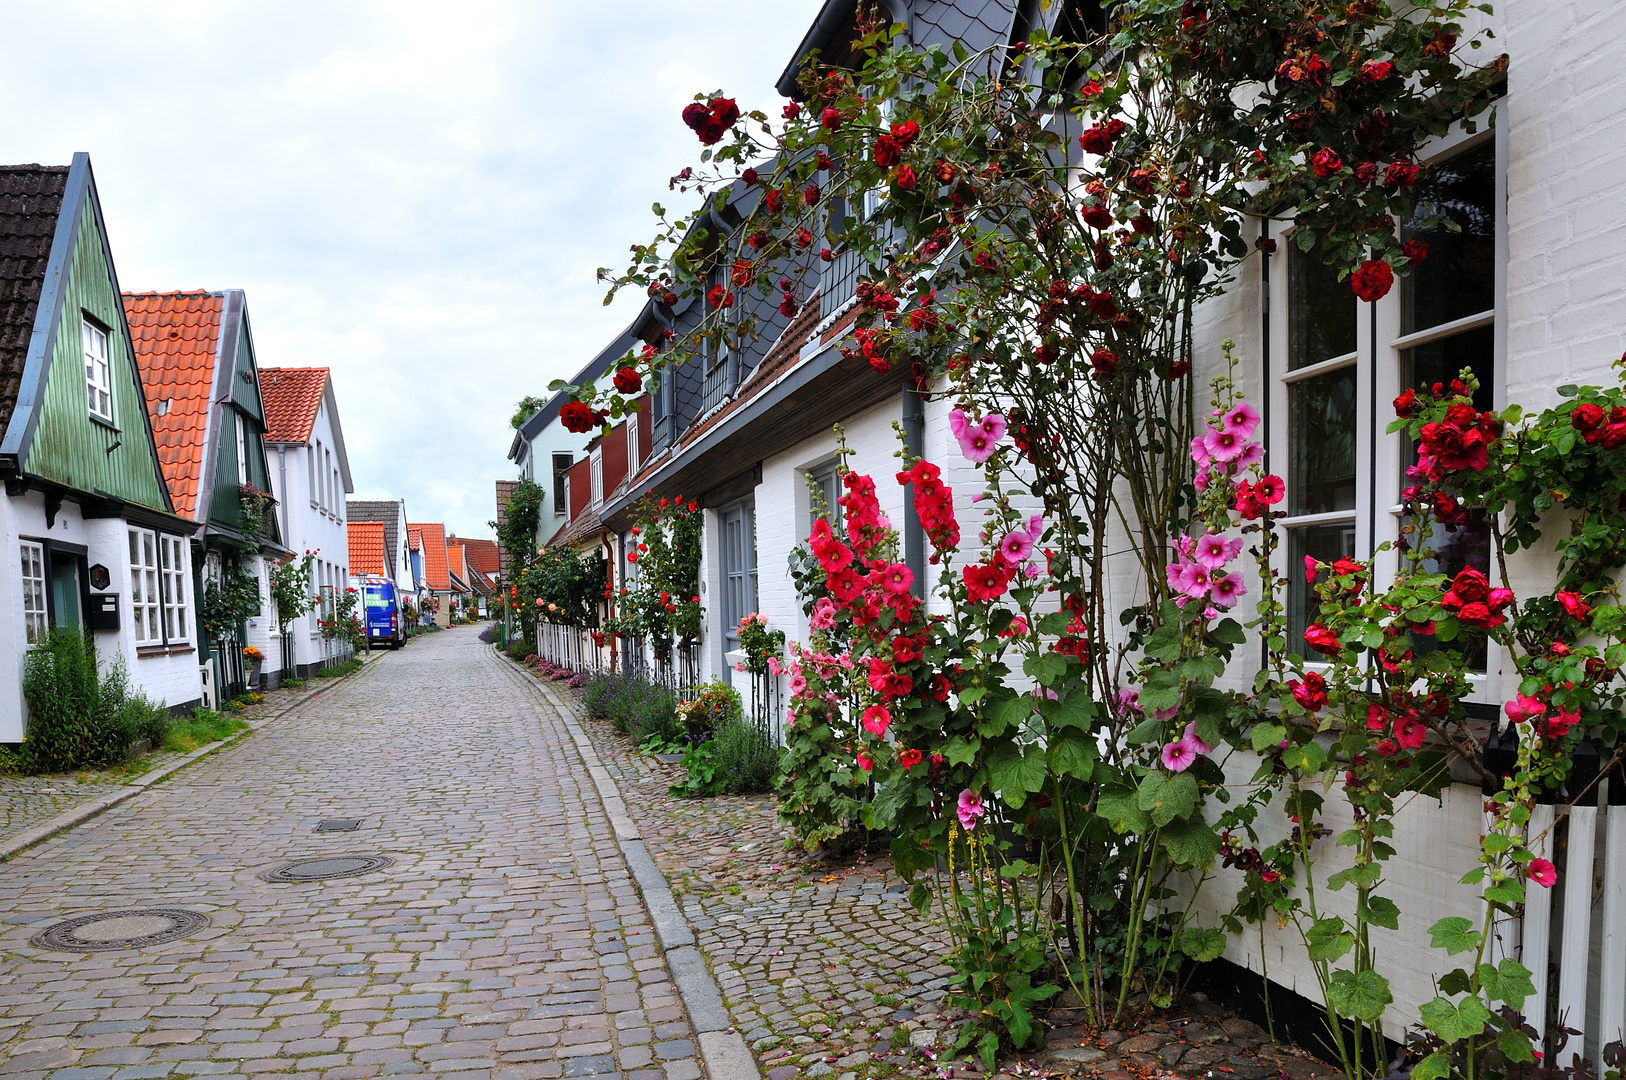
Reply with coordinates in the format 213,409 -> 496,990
878,562 -> 914,595
1222,401 -> 1261,438
957,789 -> 986,830
810,596 -> 836,629
788,673 -> 808,695
999,529 -> 1035,565
1189,434 -> 1212,465
953,410 -> 1007,463
1235,441 -> 1265,469
1152,699 -> 1181,721
1184,722 -> 1213,755
948,408 -> 969,441
1393,715 -> 1427,750
1210,573 -> 1246,608
862,705 -> 892,736
1203,428 -> 1246,462
1504,695 -> 1546,724
1194,532 -> 1242,569
1161,737 -> 1197,772
1193,469 -> 1211,493
1304,555 -> 1320,584
1528,858 -> 1557,888
1176,561 -> 1212,599
768,656 -> 783,676
1117,688 -> 1142,714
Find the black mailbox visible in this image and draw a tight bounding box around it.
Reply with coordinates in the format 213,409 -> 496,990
89,592 -> 121,632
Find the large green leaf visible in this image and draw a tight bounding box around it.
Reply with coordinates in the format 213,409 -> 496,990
1326,969 -> 1392,1022
1359,896 -> 1401,930
1419,995 -> 1490,1042
1428,917 -> 1479,955
1411,1051 -> 1452,1080
1479,959 -> 1535,1008
1098,782 -> 1151,834
987,744 -> 1048,809
1306,917 -> 1354,962
1251,722 -> 1287,752
1177,927 -> 1226,962
1161,818 -> 1221,866
1138,772 -> 1198,826
1048,732 -> 1097,780
1042,690 -> 1097,731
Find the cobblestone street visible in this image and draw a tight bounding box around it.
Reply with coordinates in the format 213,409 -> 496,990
0,628 -> 703,1080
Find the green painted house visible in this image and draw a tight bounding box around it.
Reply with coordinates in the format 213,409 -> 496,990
0,154 -> 202,734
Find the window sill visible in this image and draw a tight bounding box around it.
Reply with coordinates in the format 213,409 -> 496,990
91,415 -> 120,434
136,643 -> 193,657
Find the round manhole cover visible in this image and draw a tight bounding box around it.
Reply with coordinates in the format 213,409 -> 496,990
265,855 -> 393,882
33,908 -> 209,951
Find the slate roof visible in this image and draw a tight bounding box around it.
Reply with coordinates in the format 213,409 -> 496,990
260,367 -> 328,443
124,291 -> 225,520
347,499 -> 403,578
911,0 -> 1017,55
407,522 -> 451,591
347,520 -> 388,576
0,166 -> 69,438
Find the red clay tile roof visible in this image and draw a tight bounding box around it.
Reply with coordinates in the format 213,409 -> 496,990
407,522 -> 450,590
347,520 -> 388,576
459,538 -> 500,577
260,367 -> 328,443
124,291 -> 224,520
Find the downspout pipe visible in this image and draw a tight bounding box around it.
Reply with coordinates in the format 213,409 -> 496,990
902,385 -> 925,599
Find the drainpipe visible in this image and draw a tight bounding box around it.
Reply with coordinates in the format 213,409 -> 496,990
278,445 -> 290,544
901,385 -> 925,598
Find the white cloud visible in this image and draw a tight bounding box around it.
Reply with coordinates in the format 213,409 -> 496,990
0,0 -> 823,537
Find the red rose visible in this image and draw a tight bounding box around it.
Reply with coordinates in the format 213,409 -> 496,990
781,102 -> 800,120
1351,259 -> 1394,301
1451,567 -> 1491,603
1290,672 -> 1328,712
741,168 -> 758,186
1082,205 -> 1113,229
804,184 -> 820,207
820,107 -> 842,130
661,290 -> 678,306
1078,119 -> 1127,154
1394,388 -> 1417,416
1557,591 -> 1592,620
613,367 -> 642,394
1403,239 -> 1428,266
1354,162 -> 1378,185
1311,147 -> 1343,177
1604,423 -> 1626,450
891,120 -> 920,145
560,401 -> 596,433
731,259 -> 755,287
873,134 -> 900,167
707,284 -> 733,309
1090,348 -> 1118,379
1384,161 -> 1420,189
895,165 -> 917,190
934,159 -> 956,183
779,293 -> 798,318
1572,403 -> 1605,430
1360,60 -> 1394,82
1303,623 -> 1342,656
1166,360 -> 1191,379
819,247 -> 833,262
1305,54 -> 1330,85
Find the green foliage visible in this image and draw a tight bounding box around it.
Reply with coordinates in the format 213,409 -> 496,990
319,586 -> 364,650
162,708 -> 248,753
19,631 -> 140,772
672,719 -> 779,797
583,671 -> 683,748
314,657 -> 363,679
268,552 -> 317,634
515,548 -> 603,627
510,396 -> 547,431
507,637 -> 536,661
493,476 -> 545,568
200,559 -> 261,641
618,497 -> 703,655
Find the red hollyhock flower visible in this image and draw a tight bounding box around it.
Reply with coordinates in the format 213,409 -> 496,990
613,367 -> 642,394
1233,482 -> 1266,519
962,561 -> 1011,603
560,401 -> 596,433
1253,475 -> 1285,504
1311,147 -> 1343,177
1351,259 -> 1394,301
1393,715 -> 1427,750
1403,240 -> 1428,266
827,569 -> 864,604
862,705 -> 892,736
1528,858 -> 1557,888
891,636 -> 921,665
898,748 -> 923,768
1303,623 -> 1342,656
1365,704 -> 1389,731
855,750 -> 874,773
895,165 -> 918,190
1572,403 -> 1605,430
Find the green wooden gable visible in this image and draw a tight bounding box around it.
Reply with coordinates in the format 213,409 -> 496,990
202,293 -> 277,542
0,155 -> 174,513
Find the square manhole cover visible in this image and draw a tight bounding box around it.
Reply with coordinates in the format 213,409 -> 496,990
315,819 -> 361,833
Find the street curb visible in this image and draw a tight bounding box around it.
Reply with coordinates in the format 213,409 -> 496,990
0,649 -> 384,862
496,655 -> 763,1080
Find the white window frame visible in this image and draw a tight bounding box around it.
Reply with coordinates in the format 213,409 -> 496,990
20,541 -> 47,646
627,414 -> 640,478
129,527 -> 161,644
235,413 -> 248,485
1268,106 -> 1505,704
590,448 -> 604,506
83,319 -> 114,424
308,443 -> 318,508
161,535 -> 189,643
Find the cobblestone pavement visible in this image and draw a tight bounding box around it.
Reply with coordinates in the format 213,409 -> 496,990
569,696 -> 963,1080
552,677 -> 1342,1080
0,627 -> 702,1080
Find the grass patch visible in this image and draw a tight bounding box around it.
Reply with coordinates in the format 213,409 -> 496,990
279,677 -> 306,690
161,708 -> 249,754
315,658 -> 363,679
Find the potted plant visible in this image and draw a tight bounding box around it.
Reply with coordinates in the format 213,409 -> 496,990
242,645 -> 265,689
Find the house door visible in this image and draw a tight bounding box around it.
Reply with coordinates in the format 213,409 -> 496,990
49,554 -> 83,632
719,499 -> 757,682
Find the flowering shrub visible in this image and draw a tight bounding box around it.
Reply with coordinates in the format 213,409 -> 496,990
559,0 -> 1555,1073
617,495 -> 703,661
735,613 -> 785,674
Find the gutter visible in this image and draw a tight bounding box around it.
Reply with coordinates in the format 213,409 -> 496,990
775,0 -> 858,98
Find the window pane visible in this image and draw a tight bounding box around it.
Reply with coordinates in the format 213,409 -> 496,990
1289,243 -> 1358,371
1289,365 -> 1358,516
1403,141 -> 1496,334
1398,325 -> 1495,494
1410,511 -> 1491,671
1287,523 -> 1356,651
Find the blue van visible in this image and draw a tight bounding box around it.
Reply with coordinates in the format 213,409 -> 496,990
351,574 -> 404,649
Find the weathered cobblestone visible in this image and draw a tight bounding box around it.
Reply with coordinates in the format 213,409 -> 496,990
0,628 -> 701,1080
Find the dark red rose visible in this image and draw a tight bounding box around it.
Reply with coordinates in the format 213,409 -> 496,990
1090,348 -> 1118,379
1572,403 -> 1605,431
934,159 -> 956,183
560,401 -> 596,433
1403,239 -> 1428,266
1166,360 -> 1191,379
895,165 -> 917,190
1304,623 -> 1342,656
781,101 -> 800,120
890,120 -> 920,146
1078,119 -> 1127,154
819,247 -> 834,262
1255,236 -> 1277,255
1394,387 -> 1417,416
1603,423 -> 1626,450
1082,205 -> 1112,229
820,107 -> 842,130
1360,60 -> 1394,82
765,188 -> 782,213
741,167 -> 758,186
804,184 -> 820,207
1312,147 -> 1343,177
779,293 -> 798,318
613,367 -> 642,394
1305,54 -> 1330,85
1351,259 -> 1394,301
1451,567 -> 1491,603
661,291 -> 678,307
873,134 -> 900,167
1384,161 -> 1420,189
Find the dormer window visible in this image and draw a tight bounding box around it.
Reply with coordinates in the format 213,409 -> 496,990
83,319 -> 113,423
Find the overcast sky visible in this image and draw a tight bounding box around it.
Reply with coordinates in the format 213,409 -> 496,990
0,0 -> 823,540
